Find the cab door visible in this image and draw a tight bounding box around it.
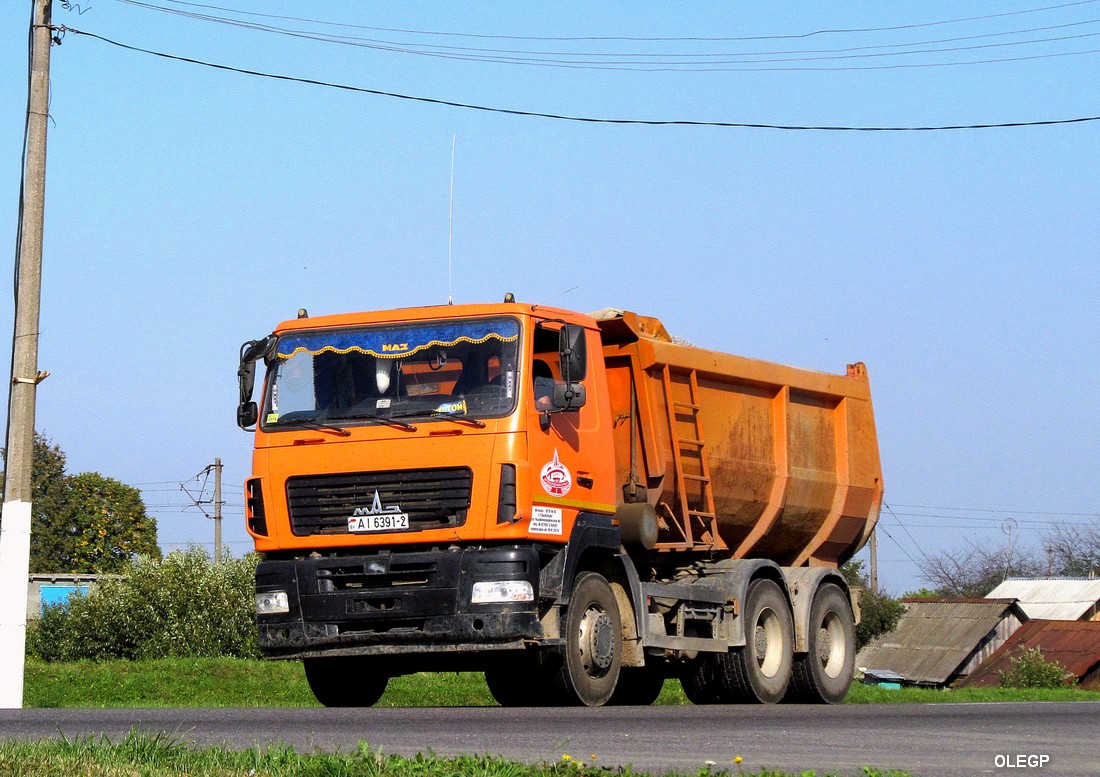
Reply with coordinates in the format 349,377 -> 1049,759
525,320 -> 616,541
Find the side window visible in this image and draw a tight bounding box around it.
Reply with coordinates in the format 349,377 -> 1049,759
532,325 -> 561,409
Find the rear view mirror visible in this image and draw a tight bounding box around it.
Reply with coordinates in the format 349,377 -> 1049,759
238,335 -> 276,430
552,382 -> 586,411
237,401 -> 258,429
558,324 -> 587,384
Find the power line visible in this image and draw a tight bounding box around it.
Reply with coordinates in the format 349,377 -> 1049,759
883,502 -> 933,564
54,26 -> 1100,131
889,502 -> 1099,518
875,522 -> 924,570
129,0 -> 1100,43
889,512 -> 1098,528
113,0 -> 1100,71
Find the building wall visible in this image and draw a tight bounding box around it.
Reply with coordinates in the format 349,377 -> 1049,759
26,574 -> 119,620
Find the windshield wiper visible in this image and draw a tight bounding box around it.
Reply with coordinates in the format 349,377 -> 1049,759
340,411 -> 418,432
290,419 -> 351,437
395,411 -> 486,429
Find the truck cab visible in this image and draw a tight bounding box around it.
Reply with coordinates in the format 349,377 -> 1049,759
239,301 -> 626,705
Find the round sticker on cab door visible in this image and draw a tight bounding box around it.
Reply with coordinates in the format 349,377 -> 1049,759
540,449 -> 573,497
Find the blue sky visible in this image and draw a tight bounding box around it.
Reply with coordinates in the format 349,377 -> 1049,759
2,1 -> 1098,593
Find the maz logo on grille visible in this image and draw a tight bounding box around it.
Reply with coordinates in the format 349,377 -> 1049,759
348,491 -> 410,533
351,490 -> 408,518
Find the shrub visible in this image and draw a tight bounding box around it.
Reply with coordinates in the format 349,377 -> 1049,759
28,548 -> 261,662
999,647 -> 1074,689
841,561 -> 906,649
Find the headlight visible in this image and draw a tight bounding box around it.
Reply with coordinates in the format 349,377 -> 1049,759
255,591 -> 290,614
471,580 -> 534,604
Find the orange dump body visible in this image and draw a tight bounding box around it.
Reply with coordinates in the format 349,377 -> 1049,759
597,310 -> 882,567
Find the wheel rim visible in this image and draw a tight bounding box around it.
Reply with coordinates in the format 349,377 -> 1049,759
754,606 -> 784,678
578,603 -> 615,675
818,610 -> 847,679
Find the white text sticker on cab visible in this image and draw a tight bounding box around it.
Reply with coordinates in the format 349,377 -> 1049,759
530,506 -> 563,535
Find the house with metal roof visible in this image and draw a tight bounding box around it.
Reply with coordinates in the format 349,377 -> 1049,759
856,598 -> 1027,687
985,577 -> 1100,621
960,619 -> 1100,690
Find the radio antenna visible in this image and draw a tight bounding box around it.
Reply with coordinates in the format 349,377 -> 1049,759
448,133 -> 456,305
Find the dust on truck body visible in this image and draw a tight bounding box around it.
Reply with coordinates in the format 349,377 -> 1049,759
237,301 -> 883,706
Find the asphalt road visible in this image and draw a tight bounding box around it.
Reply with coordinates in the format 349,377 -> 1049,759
0,703 -> 1096,776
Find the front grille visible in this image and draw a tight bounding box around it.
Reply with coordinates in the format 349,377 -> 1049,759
286,467 -> 472,536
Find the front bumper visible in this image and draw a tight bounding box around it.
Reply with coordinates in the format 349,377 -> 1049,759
256,545 -> 544,659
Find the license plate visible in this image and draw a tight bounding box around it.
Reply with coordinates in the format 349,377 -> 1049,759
348,513 -> 410,533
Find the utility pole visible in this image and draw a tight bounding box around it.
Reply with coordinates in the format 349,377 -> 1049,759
213,457 -> 222,561
869,526 -> 879,592
0,0 -> 53,710
180,459 -> 224,559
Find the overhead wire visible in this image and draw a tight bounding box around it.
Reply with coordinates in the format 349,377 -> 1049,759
889,503 -> 1100,518
874,522 -> 924,569
882,502 -> 933,564
51,26 -> 1100,131
132,0 -> 1100,43
113,0 -> 1100,72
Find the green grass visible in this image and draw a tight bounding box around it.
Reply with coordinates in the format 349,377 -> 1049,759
843,682 -> 1100,704
23,658 -> 1100,708
0,732 -> 913,777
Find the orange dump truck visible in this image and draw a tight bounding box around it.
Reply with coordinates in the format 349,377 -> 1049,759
237,299 -> 883,706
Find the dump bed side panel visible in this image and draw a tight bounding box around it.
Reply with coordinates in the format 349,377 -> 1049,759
602,331 -> 882,567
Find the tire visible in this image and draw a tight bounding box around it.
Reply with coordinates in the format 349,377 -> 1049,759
553,571 -> 622,706
608,666 -> 665,706
785,583 -> 856,704
303,657 -> 389,707
680,655 -> 723,705
485,660 -> 530,707
485,651 -> 566,707
714,578 -> 794,704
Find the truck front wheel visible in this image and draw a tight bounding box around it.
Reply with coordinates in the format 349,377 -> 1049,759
715,578 -> 793,704
485,651 -> 565,707
555,571 -> 622,706
785,583 -> 855,704
608,665 -> 665,706
303,657 -> 389,707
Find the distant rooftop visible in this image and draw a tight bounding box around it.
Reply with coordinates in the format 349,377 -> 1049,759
857,599 -> 1025,686
961,619 -> 1100,690
986,577 -> 1100,621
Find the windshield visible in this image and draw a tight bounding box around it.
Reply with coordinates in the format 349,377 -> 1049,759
261,317 -> 519,429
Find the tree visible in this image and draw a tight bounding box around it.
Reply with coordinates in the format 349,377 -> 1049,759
916,539 -> 1044,598
1,432 -> 160,573
1042,521 -> 1100,578
841,560 -> 906,650
67,472 -> 160,573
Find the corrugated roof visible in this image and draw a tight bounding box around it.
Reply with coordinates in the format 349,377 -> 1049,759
856,599 -> 1022,685
961,619 -> 1100,688
985,578 -> 1100,621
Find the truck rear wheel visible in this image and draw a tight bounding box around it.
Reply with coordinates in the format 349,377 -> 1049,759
785,583 -> 855,704
715,578 -> 793,704
303,657 -> 389,707
554,571 -> 622,706
680,655 -> 722,704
